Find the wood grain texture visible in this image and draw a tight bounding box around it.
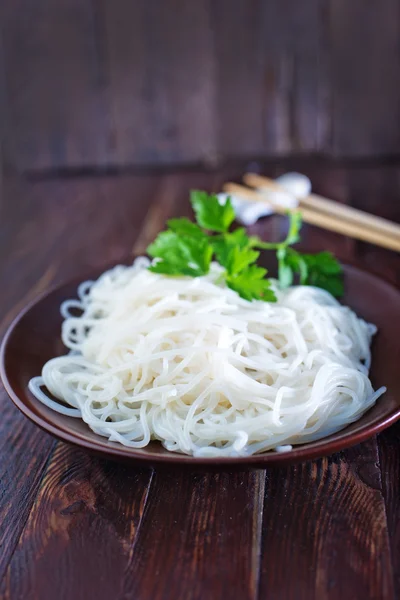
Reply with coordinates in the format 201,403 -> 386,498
0,168 -> 219,598
259,442 -> 395,600
372,166 -> 400,592
0,172 -> 156,584
0,401 -> 55,583
330,0 -> 400,157
0,174 -> 157,290
0,161 -> 399,599
4,1 -> 400,171
261,0 -> 326,153
2,445 -> 154,600
2,0 -> 114,171
119,469 -> 265,600
0,178 -> 60,580
103,0 -> 216,167
379,422 -> 400,598
212,0 -> 271,157
345,166 -> 400,285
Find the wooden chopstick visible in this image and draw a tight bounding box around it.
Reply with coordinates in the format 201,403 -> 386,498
243,172 -> 400,240
223,182 -> 400,253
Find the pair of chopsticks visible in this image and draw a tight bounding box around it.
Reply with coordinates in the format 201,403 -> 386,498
224,174 -> 400,253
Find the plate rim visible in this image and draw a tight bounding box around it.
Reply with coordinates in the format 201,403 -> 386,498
1,260 -> 400,466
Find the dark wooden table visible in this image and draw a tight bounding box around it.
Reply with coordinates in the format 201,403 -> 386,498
1,160 -> 399,600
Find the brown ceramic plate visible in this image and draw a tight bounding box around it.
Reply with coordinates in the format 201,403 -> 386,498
1,262 -> 400,467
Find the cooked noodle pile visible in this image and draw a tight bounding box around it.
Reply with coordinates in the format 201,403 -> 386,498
29,258 -> 385,457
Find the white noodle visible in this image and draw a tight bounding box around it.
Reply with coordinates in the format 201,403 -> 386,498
29,258 -> 386,457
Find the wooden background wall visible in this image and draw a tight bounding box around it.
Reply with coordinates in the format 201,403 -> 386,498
2,0 -> 400,173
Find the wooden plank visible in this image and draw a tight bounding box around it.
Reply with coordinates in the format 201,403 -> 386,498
379,423 -> 400,598
259,442 -> 395,600
132,174 -> 195,255
0,169 -> 219,316
0,29 -> 6,177
103,0 -> 216,167
241,162 -> 396,598
212,0 -> 269,157
0,171 -> 216,598
263,0 -> 327,153
346,166 -> 400,285
0,401 -> 55,583
1,174 -> 157,290
2,445 -> 154,600
2,0 -> 113,171
4,1 -> 400,170
0,179 -> 59,582
0,173 -> 156,584
330,0 -> 400,157
131,168 -> 227,257
1,162 -> 399,599
213,0 -> 326,157
374,162 -> 400,596
0,170 -> 261,600
120,469 -> 265,600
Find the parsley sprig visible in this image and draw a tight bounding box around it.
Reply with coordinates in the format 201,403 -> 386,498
147,190 -> 343,302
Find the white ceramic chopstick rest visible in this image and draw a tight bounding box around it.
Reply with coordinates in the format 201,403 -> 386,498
217,172 -> 310,226
276,172 -> 312,199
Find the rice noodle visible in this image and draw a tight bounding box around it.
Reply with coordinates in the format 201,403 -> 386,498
28,257 -> 386,457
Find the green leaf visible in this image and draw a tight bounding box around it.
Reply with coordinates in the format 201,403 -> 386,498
211,230 -> 245,264
211,229 -> 248,263
282,249 -> 343,297
304,251 -> 342,275
210,237 -> 231,267
145,189 -> 343,303
226,246 -> 260,275
303,251 -> 343,297
147,230 -> 177,258
227,266 -> 277,302
307,271 -> 344,297
190,191 -> 235,233
147,231 -> 212,277
228,228 -> 251,248
211,235 -> 259,276
167,218 -> 205,239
